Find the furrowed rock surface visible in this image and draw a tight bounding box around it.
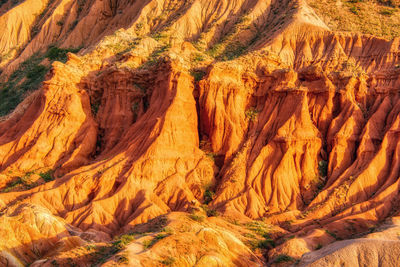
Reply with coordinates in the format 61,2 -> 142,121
297,217 -> 400,266
1,0 -> 400,266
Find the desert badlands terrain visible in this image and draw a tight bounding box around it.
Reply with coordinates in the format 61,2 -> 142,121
1,0 -> 400,266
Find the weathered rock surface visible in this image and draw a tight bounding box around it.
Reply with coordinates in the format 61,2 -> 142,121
1,0 -> 400,266
297,218 -> 400,267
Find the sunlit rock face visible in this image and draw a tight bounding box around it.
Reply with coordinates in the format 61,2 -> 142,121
1,0 -> 400,266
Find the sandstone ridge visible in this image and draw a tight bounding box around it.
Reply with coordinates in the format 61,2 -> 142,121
1,0 -> 400,266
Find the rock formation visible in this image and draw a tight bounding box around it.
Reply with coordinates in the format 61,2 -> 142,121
1,0 -> 400,266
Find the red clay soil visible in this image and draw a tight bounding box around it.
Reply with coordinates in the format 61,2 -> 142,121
1,0 -> 400,266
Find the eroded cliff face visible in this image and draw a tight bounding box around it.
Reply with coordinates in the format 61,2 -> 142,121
1,0 -> 400,266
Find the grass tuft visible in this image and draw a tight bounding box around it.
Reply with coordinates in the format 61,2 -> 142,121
190,70 -> 206,81
142,233 -> 169,249
160,256 -> 176,266
39,170 -> 54,182
273,254 -> 295,263
245,108 -> 260,121
0,45 -> 81,116
188,214 -> 205,222
45,46 -> 81,63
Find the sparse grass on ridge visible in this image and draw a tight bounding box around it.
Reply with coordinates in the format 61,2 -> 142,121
0,46 -> 81,116
308,0 -> 400,39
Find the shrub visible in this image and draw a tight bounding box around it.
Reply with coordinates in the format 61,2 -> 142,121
256,238 -> 275,249
190,70 -> 206,81
206,152 -> 217,162
39,170 -> 54,182
188,214 -> 205,222
91,101 -> 101,116
204,188 -> 215,204
202,205 -> 219,217
207,43 -> 223,58
160,257 -> 176,266
141,44 -> 171,68
152,32 -> 168,42
46,46 -> 81,63
143,234 -> 169,249
380,8 -> 396,15
222,45 -> 246,61
0,53 -> 51,116
378,0 -> 400,7
2,178 -> 24,193
2,172 -> 35,192
0,45 -> 83,116
273,254 -> 295,263
116,255 -> 129,264
325,229 -> 340,240
26,65 -> 48,79
112,233 -> 136,250
245,221 -> 271,238
192,53 -> 206,63
318,160 -> 328,177
349,6 -> 360,14
146,215 -> 168,232
206,208 -> 219,217
245,108 -> 260,121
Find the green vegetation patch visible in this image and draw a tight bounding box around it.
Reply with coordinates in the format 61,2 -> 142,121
0,53 -> 49,116
248,238 -> 275,250
273,254 -> 295,263
188,214 -> 205,222
160,256 -> 176,266
0,46 -> 81,116
39,170 -> 54,182
204,187 -> 215,204
318,160 -> 328,177
380,8 -> 396,15
245,221 -> 271,237
142,233 -> 169,249
90,232 -> 138,265
2,172 -> 35,192
201,205 -> 219,217
140,44 -> 171,69
112,233 -> 137,250
245,221 -> 276,251
245,108 -> 260,121
190,70 -> 206,82
325,229 -> 341,240
45,46 -> 81,63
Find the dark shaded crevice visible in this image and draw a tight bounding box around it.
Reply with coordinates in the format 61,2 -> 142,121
93,128 -> 105,158
88,190 -> 96,202
112,180 -> 121,193
30,0 -> 57,40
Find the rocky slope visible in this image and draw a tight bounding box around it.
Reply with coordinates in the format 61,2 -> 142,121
308,0 -> 400,39
1,0 -> 400,266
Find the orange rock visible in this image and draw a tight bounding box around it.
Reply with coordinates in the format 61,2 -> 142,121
2,0 -> 400,265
